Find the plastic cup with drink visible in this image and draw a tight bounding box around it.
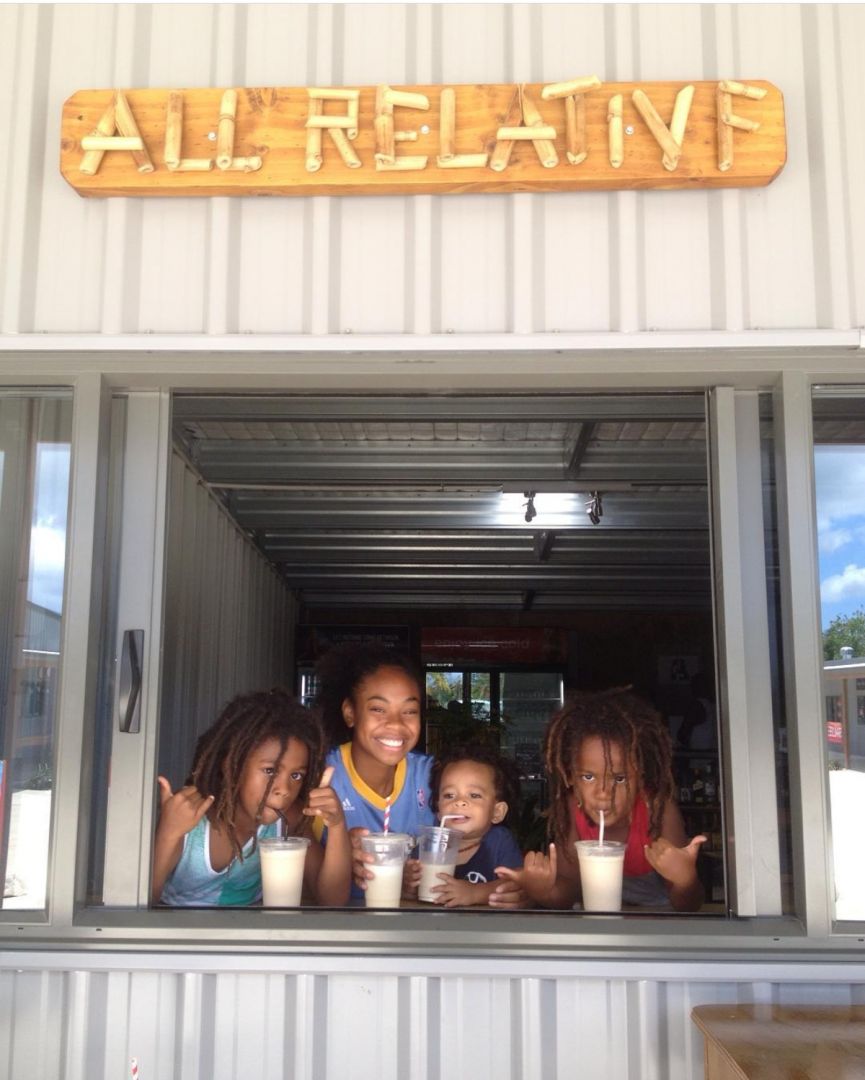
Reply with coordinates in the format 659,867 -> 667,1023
574,824 -> 626,911
361,832 -> 413,908
417,823 -> 462,902
259,836 -> 310,907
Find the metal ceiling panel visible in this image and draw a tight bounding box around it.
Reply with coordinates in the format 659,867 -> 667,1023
173,394 -> 707,423
227,490 -> 708,531
173,391 -> 712,612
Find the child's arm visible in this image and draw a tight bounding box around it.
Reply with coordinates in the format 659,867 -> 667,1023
644,799 -> 706,912
433,830 -> 529,908
401,857 -> 421,900
487,873 -> 527,909
430,874 -> 519,908
301,767 -> 352,905
151,777 -> 214,904
348,828 -> 378,892
494,842 -> 581,908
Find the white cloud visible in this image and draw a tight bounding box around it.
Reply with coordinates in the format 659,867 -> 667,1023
819,526 -> 853,554
27,525 -> 67,613
814,449 -> 865,528
822,563 -> 865,603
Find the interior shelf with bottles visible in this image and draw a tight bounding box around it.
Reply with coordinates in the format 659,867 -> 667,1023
673,750 -> 725,905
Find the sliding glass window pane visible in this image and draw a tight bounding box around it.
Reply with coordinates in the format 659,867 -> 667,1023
500,671 -> 563,817
470,672 -> 492,721
85,397 -> 126,905
760,395 -> 794,914
426,670 -> 463,708
425,669 -> 466,755
0,392 -> 72,911
813,392 -> 865,920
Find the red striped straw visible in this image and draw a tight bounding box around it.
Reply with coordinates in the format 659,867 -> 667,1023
383,794 -> 391,834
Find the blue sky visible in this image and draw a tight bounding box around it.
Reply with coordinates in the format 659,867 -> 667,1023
27,445 -> 70,615
815,446 -> 865,631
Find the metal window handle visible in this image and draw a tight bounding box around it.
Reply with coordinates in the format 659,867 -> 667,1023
118,629 -> 144,733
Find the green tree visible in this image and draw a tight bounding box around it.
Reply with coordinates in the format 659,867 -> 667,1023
823,607 -> 865,661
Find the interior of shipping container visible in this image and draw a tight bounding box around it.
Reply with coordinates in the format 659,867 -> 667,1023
144,390 -> 737,910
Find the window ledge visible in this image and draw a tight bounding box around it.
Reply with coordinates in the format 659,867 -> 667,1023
2,909 -> 865,965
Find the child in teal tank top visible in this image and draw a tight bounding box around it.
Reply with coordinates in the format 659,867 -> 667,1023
153,689 -> 351,907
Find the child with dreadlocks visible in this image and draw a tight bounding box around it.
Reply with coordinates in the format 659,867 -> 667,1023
495,688 -> 706,911
152,688 -> 351,907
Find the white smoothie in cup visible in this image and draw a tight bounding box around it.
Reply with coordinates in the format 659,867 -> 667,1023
259,836 -> 310,907
575,839 -> 626,911
361,832 -> 412,908
417,825 -> 462,902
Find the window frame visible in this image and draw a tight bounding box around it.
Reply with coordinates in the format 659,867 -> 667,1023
0,388 -> 75,917
0,340 -> 861,955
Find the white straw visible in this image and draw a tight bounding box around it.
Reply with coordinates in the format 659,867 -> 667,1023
599,810 -> 605,848
433,815 -> 460,852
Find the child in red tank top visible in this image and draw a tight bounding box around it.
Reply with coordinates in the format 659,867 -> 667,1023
495,688 -> 706,912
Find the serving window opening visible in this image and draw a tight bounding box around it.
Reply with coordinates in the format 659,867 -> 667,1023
86,390 -> 792,916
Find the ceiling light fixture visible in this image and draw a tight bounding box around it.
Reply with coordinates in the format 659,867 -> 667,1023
586,491 -> 603,525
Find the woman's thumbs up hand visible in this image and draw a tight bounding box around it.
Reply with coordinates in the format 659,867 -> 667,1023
303,765 -> 345,829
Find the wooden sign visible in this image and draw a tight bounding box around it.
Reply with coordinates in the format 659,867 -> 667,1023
60,79 -> 785,198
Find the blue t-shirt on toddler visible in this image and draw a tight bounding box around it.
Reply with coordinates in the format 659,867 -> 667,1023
455,824 -> 523,884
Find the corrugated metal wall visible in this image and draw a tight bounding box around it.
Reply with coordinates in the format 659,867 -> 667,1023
158,449 -> 295,783
3,6 -> 864,1078
1,958 -> 864,1080
0,3 -> 863,336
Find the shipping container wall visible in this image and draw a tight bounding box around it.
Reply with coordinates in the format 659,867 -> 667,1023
0,3 -> 863,336
1,956 -> 864,1080
158,450 -> 296,783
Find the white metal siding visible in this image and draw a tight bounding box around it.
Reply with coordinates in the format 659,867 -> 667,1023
158,450 -> 295,783
1,3 -> 863,337
1,956 -> 864,1080
2,7 -> 863,1076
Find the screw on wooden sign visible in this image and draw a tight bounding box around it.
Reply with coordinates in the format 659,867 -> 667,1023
61,78 -> 785,197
